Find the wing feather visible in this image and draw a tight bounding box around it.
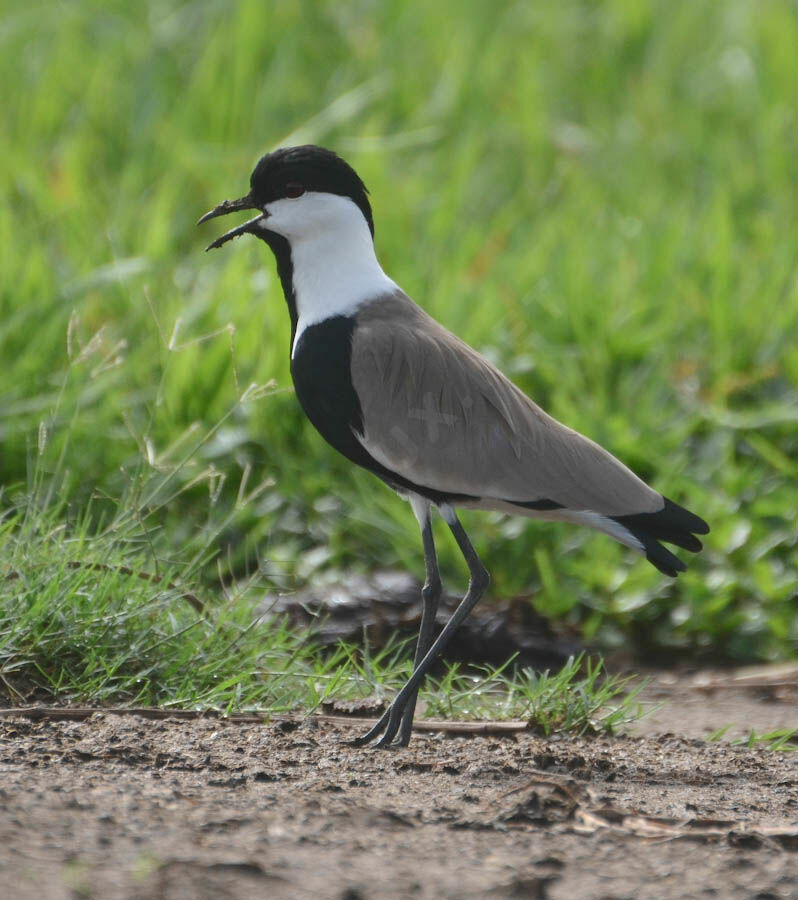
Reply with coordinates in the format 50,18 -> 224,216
350,292 -> 662,518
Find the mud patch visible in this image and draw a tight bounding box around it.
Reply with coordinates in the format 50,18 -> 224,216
1,700 -> 796,899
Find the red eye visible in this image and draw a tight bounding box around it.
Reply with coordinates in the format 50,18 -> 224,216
285,182 -> 305,198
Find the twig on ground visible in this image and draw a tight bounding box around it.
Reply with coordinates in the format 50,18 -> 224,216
0,705 -> 529,735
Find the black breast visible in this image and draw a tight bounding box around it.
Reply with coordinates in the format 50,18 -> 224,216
290,316 -> 370,468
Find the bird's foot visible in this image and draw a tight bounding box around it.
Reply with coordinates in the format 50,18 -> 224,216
348,698 -> 409,749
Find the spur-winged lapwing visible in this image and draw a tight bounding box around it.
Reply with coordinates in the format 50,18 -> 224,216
199,145 -> 709,748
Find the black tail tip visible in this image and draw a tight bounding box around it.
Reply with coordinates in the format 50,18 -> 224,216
611,496 -> 709,577
646,545 -> 688,577
663,497 -> 710,535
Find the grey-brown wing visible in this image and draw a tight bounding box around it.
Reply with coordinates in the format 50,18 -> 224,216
350,294 -> 662,518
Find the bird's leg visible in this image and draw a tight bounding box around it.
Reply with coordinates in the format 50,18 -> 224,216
352,506 -> 489,748
396,505 -> 442,746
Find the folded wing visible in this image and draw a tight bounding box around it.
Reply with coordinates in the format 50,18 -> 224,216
351,292 -> 708,575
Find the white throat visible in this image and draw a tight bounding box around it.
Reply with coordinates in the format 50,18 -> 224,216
261,193 -> 397,356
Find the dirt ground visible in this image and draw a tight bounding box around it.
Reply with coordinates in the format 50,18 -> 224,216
1,671 -> 796,900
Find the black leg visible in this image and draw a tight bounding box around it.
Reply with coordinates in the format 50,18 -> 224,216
397,510 -> 442,746
352,506 -> 489,748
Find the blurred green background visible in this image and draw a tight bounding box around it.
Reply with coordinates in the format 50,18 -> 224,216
2,0 -> 796,663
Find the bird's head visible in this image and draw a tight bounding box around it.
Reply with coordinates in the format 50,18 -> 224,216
199,145 -> 374,250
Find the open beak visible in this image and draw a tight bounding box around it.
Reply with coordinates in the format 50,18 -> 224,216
197,195 -> 268,251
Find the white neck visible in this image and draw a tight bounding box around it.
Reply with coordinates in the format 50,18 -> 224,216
261,194 -> 396,356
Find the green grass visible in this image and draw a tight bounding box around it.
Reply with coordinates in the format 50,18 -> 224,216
706,725 -> 798,752
2,0 -> 797,706
422,654 -> 647,736
0,470 -> 644,735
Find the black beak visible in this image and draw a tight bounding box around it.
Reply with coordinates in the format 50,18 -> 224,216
197,195 -> 268,251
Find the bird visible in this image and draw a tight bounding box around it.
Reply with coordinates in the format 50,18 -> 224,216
199,144 -> 709,748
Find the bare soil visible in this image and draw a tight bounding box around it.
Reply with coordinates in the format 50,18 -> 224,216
1,673 -> 796,900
